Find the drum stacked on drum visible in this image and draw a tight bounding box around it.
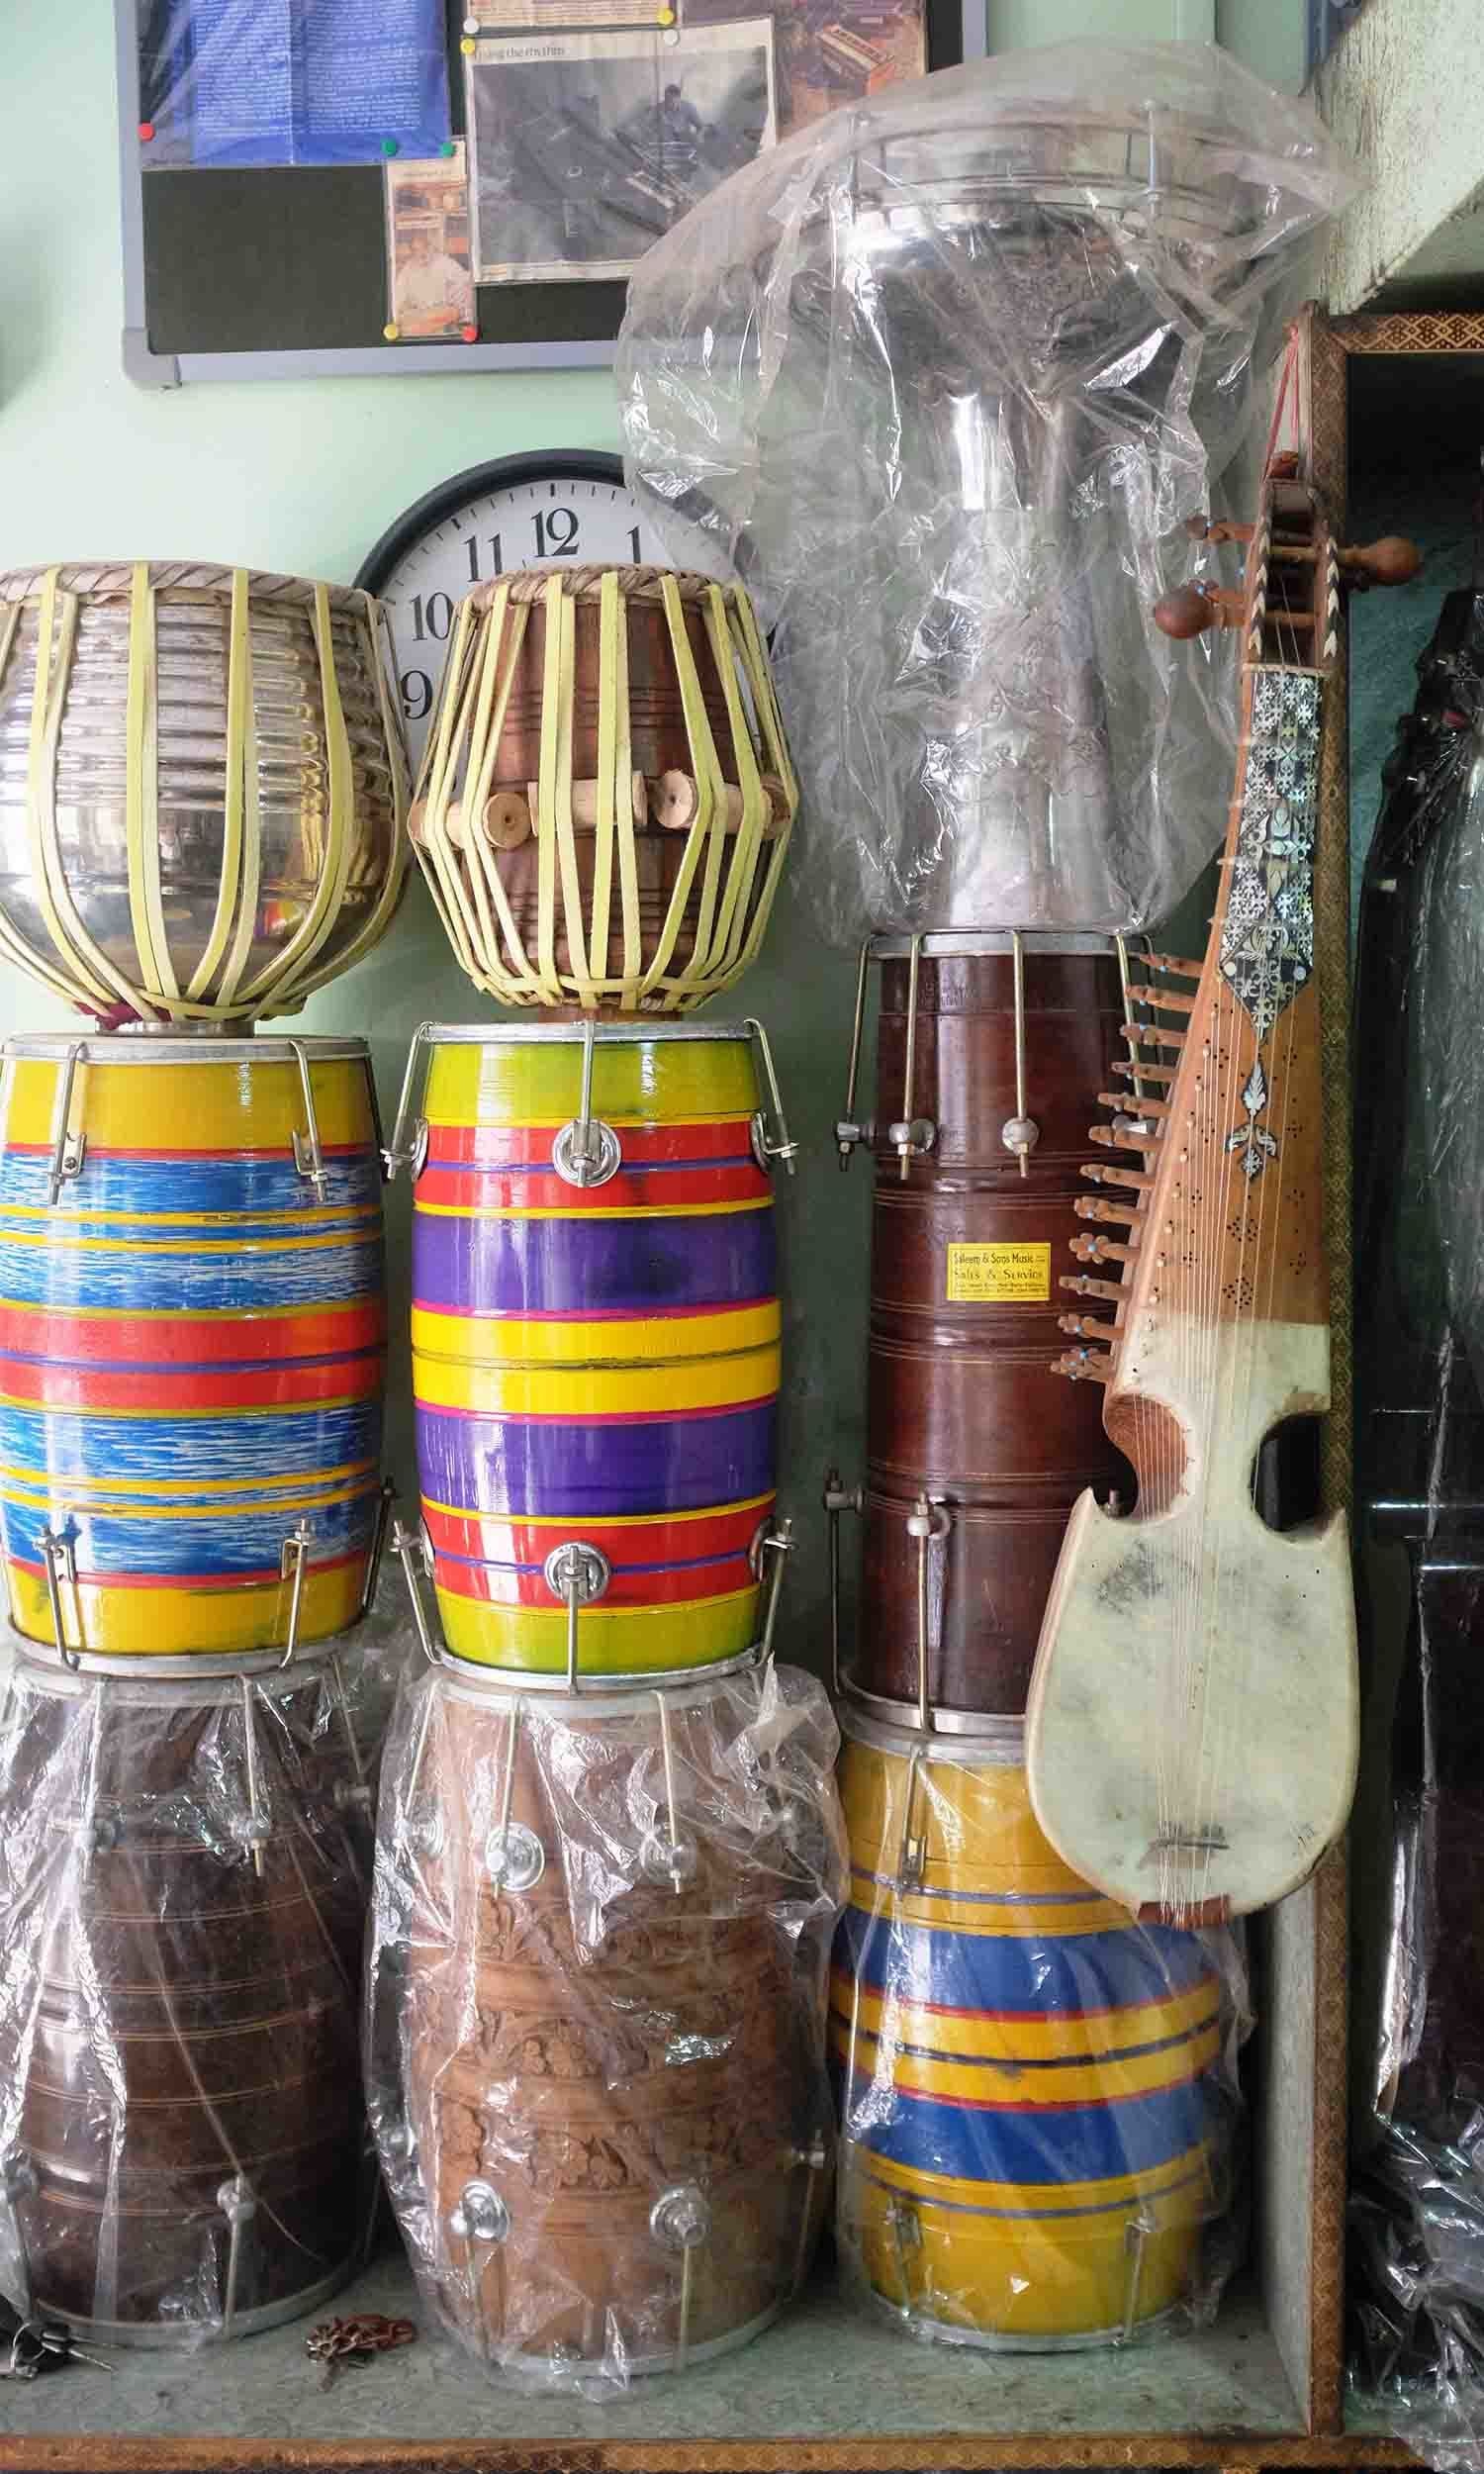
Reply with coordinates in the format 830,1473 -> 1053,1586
367,558 -> 846,2394
0,560 -> 410,2346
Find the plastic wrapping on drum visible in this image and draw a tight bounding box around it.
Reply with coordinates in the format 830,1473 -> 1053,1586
830,1720 -> 1250,2350
616,44 -> 1358,944
1345,590 -> 1484,2468
0,1648 -> 379,2343
365,1660 -> 847,2394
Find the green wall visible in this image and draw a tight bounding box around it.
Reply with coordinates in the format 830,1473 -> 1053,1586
0,0 -> 1299,1682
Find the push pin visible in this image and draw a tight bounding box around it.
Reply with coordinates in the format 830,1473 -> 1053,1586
383,323 -> 401,341
138,120 -> 156,143
381,138 -> 400,157
440,140 -> 458,157
461,323 -> 479,343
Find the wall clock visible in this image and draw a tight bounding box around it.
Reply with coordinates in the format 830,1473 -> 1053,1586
354,447 -> 697,770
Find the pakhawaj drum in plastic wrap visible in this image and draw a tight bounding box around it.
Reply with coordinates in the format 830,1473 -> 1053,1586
828,934 -> 1135,1722
389,1016 -> 794,1681
365,1656 -> 846,2390
0,1035 -> 392,1662
831,1707 -> 1244,2349
0,1640 -> 379,2344
407,565 -> 796,1013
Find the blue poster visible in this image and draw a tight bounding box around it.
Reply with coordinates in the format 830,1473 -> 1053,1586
141,0 -> 452,169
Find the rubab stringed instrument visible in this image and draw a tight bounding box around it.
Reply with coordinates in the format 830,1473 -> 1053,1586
1025,344 -> 1419,1926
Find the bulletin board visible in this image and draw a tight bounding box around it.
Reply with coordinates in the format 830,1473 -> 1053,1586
117,0 -> 980,385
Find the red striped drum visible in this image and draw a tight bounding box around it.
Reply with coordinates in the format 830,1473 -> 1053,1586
396,1020 -> 792,1678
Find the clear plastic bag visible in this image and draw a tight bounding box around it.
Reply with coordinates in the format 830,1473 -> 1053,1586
616,42 -> 1357,944
0,1645 -> 377,2344
831,1712 -> 1250,2349
366,1658 -> 847,2394
1347,590 -> 1484,2467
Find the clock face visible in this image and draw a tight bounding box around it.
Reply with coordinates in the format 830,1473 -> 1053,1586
355,450 -> 697,772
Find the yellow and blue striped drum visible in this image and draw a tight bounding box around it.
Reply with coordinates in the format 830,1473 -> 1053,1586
0,1036 -> 387,1659
410,1021 -> 782,1676
831,1709 -> 1227,2348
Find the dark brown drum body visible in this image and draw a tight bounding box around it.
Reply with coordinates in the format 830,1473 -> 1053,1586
0,1651 -> 372,2342
854,942 -> 1131,1717
370,1666 -> 839,2382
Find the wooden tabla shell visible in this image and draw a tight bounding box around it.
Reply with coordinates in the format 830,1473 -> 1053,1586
411,565 -> 797,1014
0,1646 -> 375,2342
370,1664 -> 842,2381
851,941 -> 1132,1719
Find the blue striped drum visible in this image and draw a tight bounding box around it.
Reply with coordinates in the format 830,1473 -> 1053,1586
832,1707 -> 1227,2347
0,1036 -> 387,1658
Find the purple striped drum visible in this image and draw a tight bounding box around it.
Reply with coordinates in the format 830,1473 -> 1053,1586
408,1022 -> 787,1677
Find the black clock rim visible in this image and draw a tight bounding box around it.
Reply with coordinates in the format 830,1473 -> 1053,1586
353,449 -> 628,596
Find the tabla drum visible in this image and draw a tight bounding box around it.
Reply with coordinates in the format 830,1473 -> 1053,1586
367,1661 -> 842,2383
830,1705 -> 1228,2349
398,1018 -> 790,1679
833,935 -> 1133,1719
0,1034 -> 389,1660
0,562 -> 409,1027
0,1642 -> 376,2342
409,565 -> 796,1013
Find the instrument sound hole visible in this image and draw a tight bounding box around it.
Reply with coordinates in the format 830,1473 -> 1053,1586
1252,1416 -> 1322,1531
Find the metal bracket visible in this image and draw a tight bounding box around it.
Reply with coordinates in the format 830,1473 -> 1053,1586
836,942 -> 873,1169
552,1017 -> 621,1189
789,2132 -> 829,2296
235,1673 -> 271,1879
640,1687 -> 697,1892
360,1479 -> 397,1617
650,2181 -> 710,2370
277,1519 -> 312,1670
392,1519 -> 440,1666
893,935 -> 934,1185
1000,929 -> 1040,1177
217,2175 -> 256,2337
450,2179 -> 510,2249
754,1517 -> 793,1665
45,1042 -> 88,1207
383,1024 -> 433,1182
906,1494 -> 952,1735
744,1018 -> 796,1177
288,1038 -> 330,1202
544,1540 -> 611,1689
822,1470 -> 863,1699
886,2194 -> 922,2309
40,1530 -> 81,1672
1122,2208 -> 1156,2340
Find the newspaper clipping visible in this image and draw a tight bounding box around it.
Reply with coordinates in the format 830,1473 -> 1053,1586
385,141 -> 476,337
466,23 -> 776,284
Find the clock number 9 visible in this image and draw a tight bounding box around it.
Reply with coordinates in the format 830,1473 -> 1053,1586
399,668 -> 433,722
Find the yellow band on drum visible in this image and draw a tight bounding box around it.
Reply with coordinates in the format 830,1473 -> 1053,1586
5,1561 -> 369,1659
414,1342 -> 781,1420
829,1968 -> 1220,2068
433,1582 -> 760,1673
2,1057 -> 376,1153
423,1038 -> 760,1131
848,2134 -> 1215,2226
830,2011 -> 1223,2111
411,1298 -> 781,1370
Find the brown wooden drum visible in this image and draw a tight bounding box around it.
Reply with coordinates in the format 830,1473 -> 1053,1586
368,1662 -> 842,2385
0,1646 -> 373,2342
408,566 -> 797,1013
836,935 -> 1132,1719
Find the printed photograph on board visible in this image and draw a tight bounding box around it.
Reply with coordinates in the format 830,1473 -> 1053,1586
676,0 -> 924,135
384,143 -> 475,337
466,23 -> 775,284
465,0 -> 665,29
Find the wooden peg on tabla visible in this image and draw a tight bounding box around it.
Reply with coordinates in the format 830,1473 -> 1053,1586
526,773 -> 646,830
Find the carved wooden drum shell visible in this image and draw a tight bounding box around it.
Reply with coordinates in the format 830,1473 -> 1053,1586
855,946 -> 1130,1718
385,1670 -> 833,2375
0,1652 -> 371,2341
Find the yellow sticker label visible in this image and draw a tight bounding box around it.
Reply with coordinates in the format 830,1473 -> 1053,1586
946,1241 -> 1051,1304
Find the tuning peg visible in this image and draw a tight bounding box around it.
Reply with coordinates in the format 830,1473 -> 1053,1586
1183,517 -> 1253,546
1053,1347 -> 1114,1385
1153,583 -> 1245,640
1337,535 -> 1423,590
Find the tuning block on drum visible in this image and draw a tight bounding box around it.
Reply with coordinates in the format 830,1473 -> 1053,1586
1052,951 -> 1202,1390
